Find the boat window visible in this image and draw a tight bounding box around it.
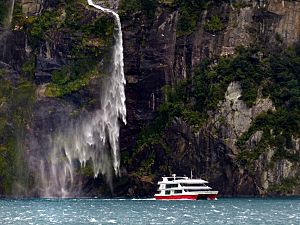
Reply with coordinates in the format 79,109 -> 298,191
182,183 -> 205,187
166,184 -> 178,188
165,190 -> 171,195
184,189 -> 205,192
174,190 -> 182,194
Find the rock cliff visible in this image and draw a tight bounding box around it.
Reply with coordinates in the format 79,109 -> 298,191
0,0 -> 299,197
119,0 -> 300,197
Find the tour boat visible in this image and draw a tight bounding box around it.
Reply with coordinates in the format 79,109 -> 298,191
154,173 -> 218,200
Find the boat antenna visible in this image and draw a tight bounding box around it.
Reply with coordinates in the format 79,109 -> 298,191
190,170 -> 193,179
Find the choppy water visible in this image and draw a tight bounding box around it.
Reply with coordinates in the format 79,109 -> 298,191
0,198 -> 299,224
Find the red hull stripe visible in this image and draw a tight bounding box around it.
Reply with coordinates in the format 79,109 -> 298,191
155,194 -> 217,200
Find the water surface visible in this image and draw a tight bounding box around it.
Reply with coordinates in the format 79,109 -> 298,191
0,198 -> 299,224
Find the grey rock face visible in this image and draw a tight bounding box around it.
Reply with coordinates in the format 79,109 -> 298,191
212,82 -> 275,153
120,1 -> 300,196
0,30 -> 26,70
267,0 -> 300,45
22,0 -> 44,16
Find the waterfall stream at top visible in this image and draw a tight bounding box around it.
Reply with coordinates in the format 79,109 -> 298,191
8,0 -> 15,28
37,0 -> 126,197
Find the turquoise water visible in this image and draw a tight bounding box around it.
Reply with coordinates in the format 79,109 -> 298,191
0,198 -> 299,224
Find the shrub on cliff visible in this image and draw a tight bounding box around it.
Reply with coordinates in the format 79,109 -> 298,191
204,15 -> 224,33
119,0 -> 158,18
175,0 -> 209,36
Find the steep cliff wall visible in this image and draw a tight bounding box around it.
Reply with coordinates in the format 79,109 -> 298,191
119,0 -> 300,197
0,0 -> 299,197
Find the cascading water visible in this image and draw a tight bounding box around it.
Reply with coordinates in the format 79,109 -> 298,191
87,0 -> 127,176
37,0 -> 126,197
7,0 -> 15,28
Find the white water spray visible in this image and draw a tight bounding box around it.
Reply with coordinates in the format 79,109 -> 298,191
38,0 -> 126,197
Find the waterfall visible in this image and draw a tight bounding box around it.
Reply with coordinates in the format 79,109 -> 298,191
37,0 -> 126,197
8,0 -> 15,27
86,0 -> 127,175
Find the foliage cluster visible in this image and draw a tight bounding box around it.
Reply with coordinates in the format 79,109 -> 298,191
64,1 -> 114,41
136,81 -> 205,151
45,59 -> 102,97
194,47 -> 265,110
12,3 -> 23,24
21,57 -> 36,79
268,177 -> 299,194
119,0 -> 159,18
27,10 -> 62,40
174,0 -> 211,36
232,0 -> 252,10
204,15 -> 224,33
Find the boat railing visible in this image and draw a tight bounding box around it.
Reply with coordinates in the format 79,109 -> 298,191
162,176 -> 188,181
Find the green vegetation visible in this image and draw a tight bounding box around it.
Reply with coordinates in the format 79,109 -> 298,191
28,10 -> 62,40
136,81 -> 204,151
175,0 -> 210,36
0,73 -> 36,195
65,0 -> 114,40
140,152 -> 155,175
119,0 -> 159,18
12,82 -> 36,127
119,0 -> 141,15
237,45 -> 300,165
21,57 -> 36,79
176,6 -> 197,36
275,32 -> 284,43
238,109 -> 300,163
45,59 -> 103,97
232,0 -> 251,10
204,15 -> 224,33
21,0 -> 114,51
193,46 -> 265,110
77,160 -> 95,178
12,2 -> 26,27
84,17 -> 114,40
135,48 -> 259,151
45,72 -> 94,97
268,177 -> 298,194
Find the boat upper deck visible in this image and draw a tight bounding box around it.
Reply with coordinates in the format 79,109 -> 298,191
158,174 -> 208,184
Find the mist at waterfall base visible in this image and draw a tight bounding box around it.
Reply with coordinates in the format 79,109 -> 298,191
1,198 -> 300,224
25,1 -> 126,197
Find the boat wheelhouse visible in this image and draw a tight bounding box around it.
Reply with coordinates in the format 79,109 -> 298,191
154,174 -> 218,200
